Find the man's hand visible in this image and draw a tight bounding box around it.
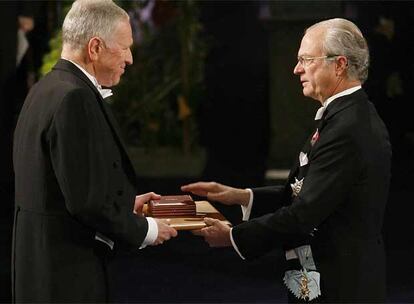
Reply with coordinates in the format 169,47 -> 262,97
181,182 -> 250,206
194,218 -> 232,247
134,192 -> 161,215
152,219 -> 178,245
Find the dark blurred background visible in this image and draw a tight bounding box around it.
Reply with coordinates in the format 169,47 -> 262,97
1,0 -> 413,302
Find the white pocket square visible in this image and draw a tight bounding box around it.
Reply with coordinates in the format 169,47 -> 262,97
299,152 -> 308,167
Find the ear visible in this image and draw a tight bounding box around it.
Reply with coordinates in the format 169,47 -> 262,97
87,37 -> 102,62
335,56 -> 348,76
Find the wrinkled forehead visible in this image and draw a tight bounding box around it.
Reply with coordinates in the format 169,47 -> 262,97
298,27 -> 325,56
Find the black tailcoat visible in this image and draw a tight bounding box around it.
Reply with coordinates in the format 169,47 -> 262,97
13,59 -> 147,302
232,89 -> 391,302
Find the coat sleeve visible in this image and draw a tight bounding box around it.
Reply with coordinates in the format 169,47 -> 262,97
232,123 -> 360,259
47,88 -> 148,250
249,185 -> 288,218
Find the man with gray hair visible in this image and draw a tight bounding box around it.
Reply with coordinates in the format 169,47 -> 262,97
13,0 -> 177,302
182,18 -> 391,302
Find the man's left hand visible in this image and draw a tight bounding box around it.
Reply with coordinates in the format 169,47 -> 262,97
196,217 -> 232,247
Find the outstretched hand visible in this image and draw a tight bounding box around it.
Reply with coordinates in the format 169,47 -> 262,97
181,182 -> 250,206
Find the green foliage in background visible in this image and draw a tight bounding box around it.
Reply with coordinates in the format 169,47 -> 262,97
40,1 -> 207,152
40,32 -> 62,76
113,1 -> 206,152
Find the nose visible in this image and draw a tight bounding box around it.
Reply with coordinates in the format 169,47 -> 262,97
125,48 -> 133,65
293,61 -> 304,75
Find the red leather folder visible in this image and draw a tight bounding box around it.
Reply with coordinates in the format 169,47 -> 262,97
148,195 -> 196,217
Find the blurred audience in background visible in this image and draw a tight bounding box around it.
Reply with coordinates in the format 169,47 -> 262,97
0,3 -> 35,301
0,2 -> 60,301
359,2 -> 414,167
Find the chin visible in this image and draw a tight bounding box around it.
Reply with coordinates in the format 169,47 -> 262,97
102,80 -> 118,88
100,76 -> 121,87
302,89 -> 311,98
112,77 -> 121,86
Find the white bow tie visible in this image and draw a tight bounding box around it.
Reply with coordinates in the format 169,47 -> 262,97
314,106 -> 326,120
97,86 -> 113,99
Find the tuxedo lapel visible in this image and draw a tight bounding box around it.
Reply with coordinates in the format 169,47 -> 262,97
292,90 -> 363,181
100,97 -> 128,150
100,99 -> 138,185
289,110 -> 328,183
52,59 -> 137,186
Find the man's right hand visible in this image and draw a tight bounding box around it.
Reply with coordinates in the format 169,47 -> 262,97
181,181 -> 250,207
151,219 -> 178,246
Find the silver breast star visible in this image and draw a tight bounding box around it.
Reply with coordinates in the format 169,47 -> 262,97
290,178 -> 304,197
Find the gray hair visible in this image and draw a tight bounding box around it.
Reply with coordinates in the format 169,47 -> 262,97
307,18 -> 370,83
62,0 -> 129,50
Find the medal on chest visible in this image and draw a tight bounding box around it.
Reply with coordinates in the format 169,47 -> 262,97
310,128 -> 319,146
290,177 -> 304,197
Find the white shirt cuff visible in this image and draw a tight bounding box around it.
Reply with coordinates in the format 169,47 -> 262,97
230,228 -> 245,260
241,188 -> 253,221
139,217 -> 158,249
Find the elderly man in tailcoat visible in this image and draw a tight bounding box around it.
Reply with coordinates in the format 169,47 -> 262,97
13,0 -> 177,302
182,18 -> 391,303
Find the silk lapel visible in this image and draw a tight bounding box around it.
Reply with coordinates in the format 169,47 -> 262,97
285,89 -> 364,195
100,99 -> 138,186
52,59 -> 138,187
288,107 -> 329,184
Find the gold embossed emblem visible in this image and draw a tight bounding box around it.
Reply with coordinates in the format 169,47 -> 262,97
300,271 -> 310,300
